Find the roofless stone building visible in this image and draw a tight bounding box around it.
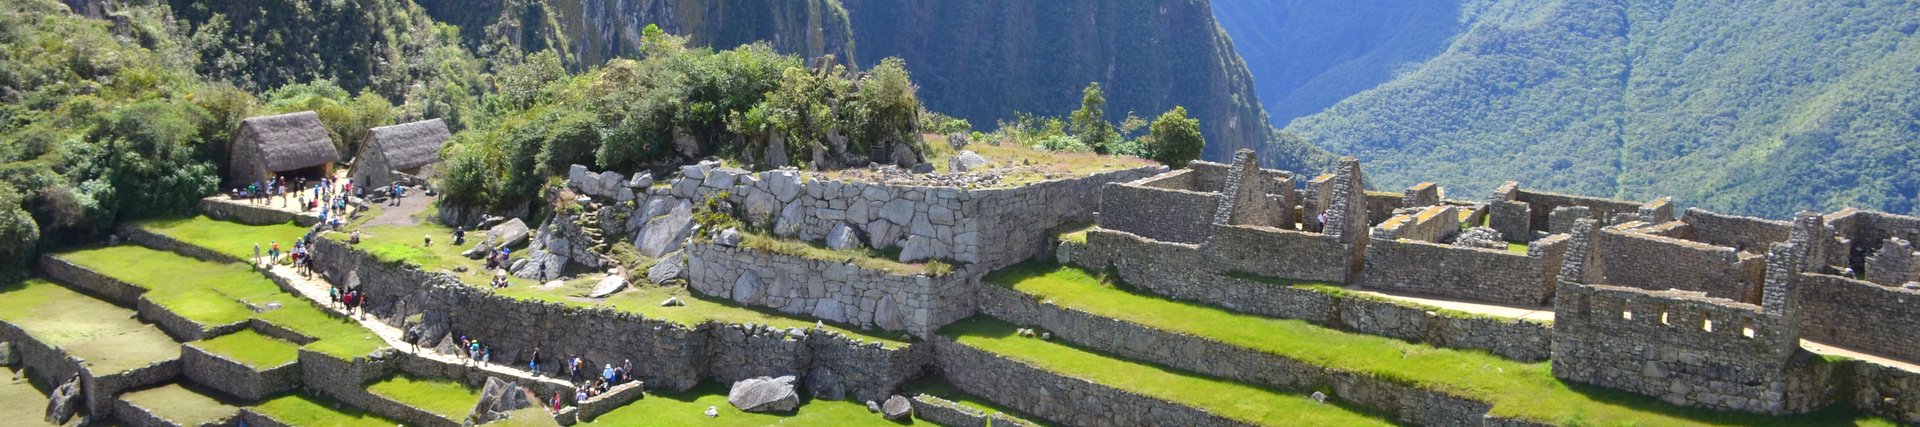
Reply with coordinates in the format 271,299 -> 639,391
351,118 -> 450,189
227,111 -> 339,187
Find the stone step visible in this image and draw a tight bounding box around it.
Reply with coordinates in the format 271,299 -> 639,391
934,317 -> 1389,427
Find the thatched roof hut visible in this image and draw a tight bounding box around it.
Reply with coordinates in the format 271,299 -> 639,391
228,111 -> 339,186
352,118 -> 450,188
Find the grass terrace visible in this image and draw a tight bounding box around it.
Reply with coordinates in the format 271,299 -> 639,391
138,216 -> 309,260
0,280 -> 180,373
331,213 -> 910,348
736,228 -> 944,276
901,378 -> 1054,427
192,329 -> 299,368
366,374 -> 482,419
941,317 -> 1391,426
118,384 -> 239,426
1230,272 -> 1534,323
251,393 -> 398,427
990,263 -> 1893,426
583,381 -> 902,426
56,245 -> 385,358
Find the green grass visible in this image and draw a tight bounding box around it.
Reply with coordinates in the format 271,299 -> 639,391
138,216 -> 309,260
118,384 -> 240,425
582,381 -> 904,426
193,329 -> 299,368
0,280 -> 180,373
1507,241 -> 1529,254
900,378 -> 1053,427
988,263 -> 1895,426
366,374 -> 481,419
738,229 -> 934,276
251,393 -> 397,427
333,214 -> 909,348
58,244 -> 386,358
942,317 -> 1391,427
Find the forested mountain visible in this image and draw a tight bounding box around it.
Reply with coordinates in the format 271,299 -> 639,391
1275,0 -> 1920,218
840,0 -> 1332,171
1210,0 -> 1464,127
414,0 -> 854,69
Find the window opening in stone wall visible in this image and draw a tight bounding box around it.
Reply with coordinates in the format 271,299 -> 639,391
1741,317 -> 1756,339
1659,311 -> 1669,326
1702,313 -> 1714,332
1622,310 -> 1633,320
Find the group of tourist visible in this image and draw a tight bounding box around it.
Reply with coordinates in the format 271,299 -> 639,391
232,177 -> 292,207
329,285 -> 367,318
456,335 -> 492,365
570,358 -> 637,404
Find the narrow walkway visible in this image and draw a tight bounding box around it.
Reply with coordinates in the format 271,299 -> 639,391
260,262 -> 574,391
1349,287 -> 1920,373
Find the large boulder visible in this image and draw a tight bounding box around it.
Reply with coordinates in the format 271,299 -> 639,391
714,227 -> 742,248
947,150 -> 990,172
946,132 -> 970,149
732,271 -> 766,306
647,251 -> 687,285
466,377 -> 533,425
45,375 -> 80,425
588,275 -> 627,298
727,376 -> 799,413
825,222 -> 862,251
485,218 -> 531,249
881,395 -> 912,420
633,201 -> 695,257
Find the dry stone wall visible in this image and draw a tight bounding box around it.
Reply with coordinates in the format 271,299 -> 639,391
908,394 -> 988,427
181,344 -> 300,401
312,236 -> 929,402
1362,235 -> 1567,306
1074,228 -> 1553,361
1097,171 -> 1220,244
1682,208 -> 1791,253
1596,225 -> 1767,303
197,197 -> 319,227
1794,273 -> 1920,364
687,243 -> 972,337
932,337 -> 1252,427
974,282 -> 1494,425
1201,225 -> 1351,284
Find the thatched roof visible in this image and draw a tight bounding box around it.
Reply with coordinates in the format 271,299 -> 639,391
361,119 -> 450,170
239,111 -> 339,171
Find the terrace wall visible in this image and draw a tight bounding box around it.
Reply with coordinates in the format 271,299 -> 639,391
114,395 -> 239,427
1793,272 -> 1920,364
311,236 -> 929,403
0,317 -> 180,419
686,243 -> 974,337
36,255 -> 145,306
1072,228 -> 1552,361
1362,234 -> 1568,306
197,197 -> 319,227
931,337 -> 1253,427
1596,225 -> 1767,302
118,224 -> 249,265
1845,360 -> 1920,424
1201,225 -> 1351,284
181,344 -> 301,402
909,394 -> 988,427
666,164 -> 1159,270
973,282 -> 1494,426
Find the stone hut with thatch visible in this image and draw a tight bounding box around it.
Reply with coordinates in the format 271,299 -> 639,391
352,118 -> 451,189
228,111 -> 339,187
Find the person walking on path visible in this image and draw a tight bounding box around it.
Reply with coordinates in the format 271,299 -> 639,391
253,243 -> 262,268
529,347 -> 542,375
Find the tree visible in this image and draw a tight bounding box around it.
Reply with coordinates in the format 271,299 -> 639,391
0,184 -> 40,280
1148,106 -> 1205,168
1069,82 -> 1116,153
849,57 -> 921,159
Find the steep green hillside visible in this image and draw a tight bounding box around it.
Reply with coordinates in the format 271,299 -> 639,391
1211,0 -> 1465,126
841,0 -> 1331,170
418,0 -> 854,68
1284,0 -> 1920,217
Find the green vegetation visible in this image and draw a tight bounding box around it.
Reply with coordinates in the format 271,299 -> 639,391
118,384 -> 240,426
1284,0 -> 1920,218
366,374 -> 482,419
139,216 -> 309,260
992,263 -> 1890,426
582,381 -> 898,426
1146,107 -> 1206,169
942,317 -> 1391,426
738,228 -> 933,275
251,393 -> 398,427
0,280 -> 180,373
1507,242 -> 1529,254
193,330 -> 299,368
59,243 -> 385,358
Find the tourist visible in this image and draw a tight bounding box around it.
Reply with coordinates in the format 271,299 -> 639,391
529,347 -> 541,374
602,364 -> 616,384
253,243 -> 262,267
350,230 -> 362,244
482,347 -> 491,364
622,359 -> 633,383
269,240 -> 280,262
424,234 -> 433,248
568,356 -> 583,383
329,286 -> 340,306
550,392 -> 562,413
574,388 -> 588,405
453,226 -> 466,246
